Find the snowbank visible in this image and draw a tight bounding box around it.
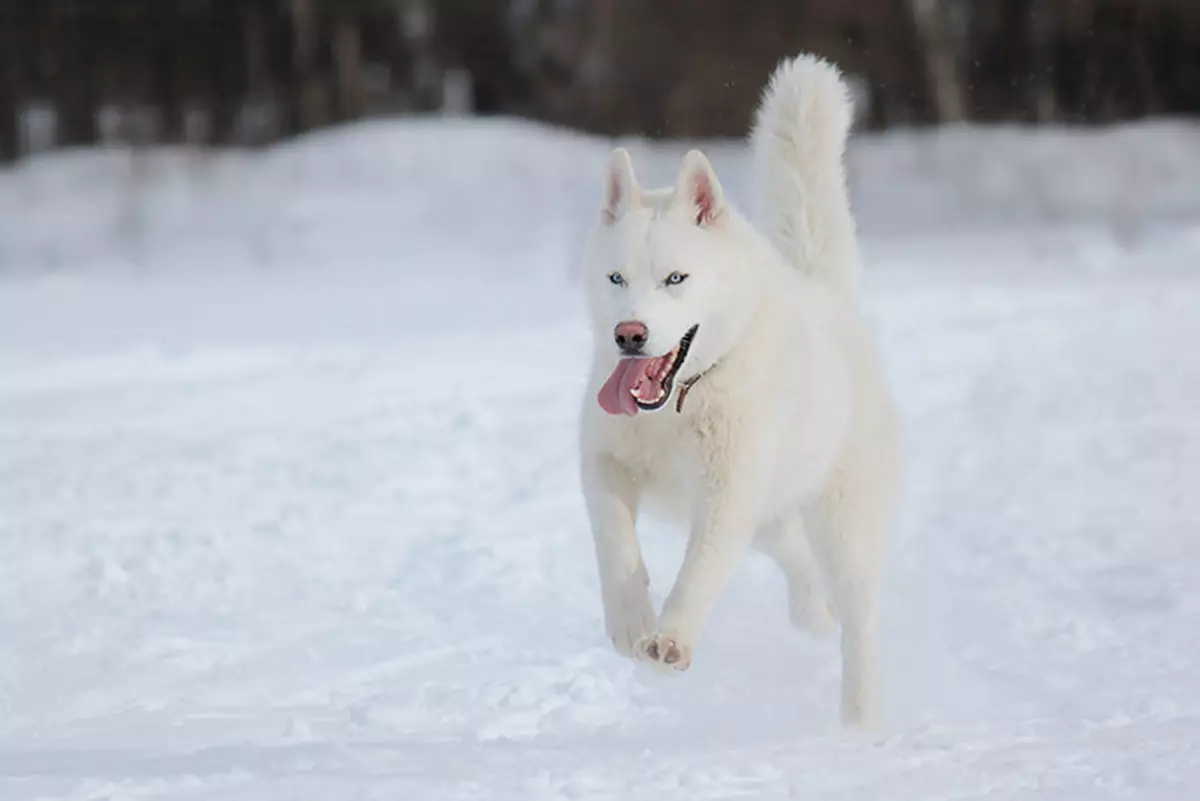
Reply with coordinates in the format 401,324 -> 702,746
2,117 -> 1199,800
2,117 -> 1199,276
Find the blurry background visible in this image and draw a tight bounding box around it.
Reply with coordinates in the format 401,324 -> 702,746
3,0 -> 1200,160
2,3 -> 1199,800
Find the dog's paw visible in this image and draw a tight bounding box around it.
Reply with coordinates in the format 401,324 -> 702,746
635,633 -> 692,673
789,592 -> 837,639
604,584 -> 657,660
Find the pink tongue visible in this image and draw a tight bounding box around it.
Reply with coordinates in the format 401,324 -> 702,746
597,357 -> 665,416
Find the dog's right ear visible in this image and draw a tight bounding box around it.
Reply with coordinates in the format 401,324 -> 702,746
601,147 -> 640,224
673,149 -> 725,227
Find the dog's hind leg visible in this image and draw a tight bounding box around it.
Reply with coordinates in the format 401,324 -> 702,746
806,456 -> 895,728
582,453 -> 657,660
755,514 -> 836,638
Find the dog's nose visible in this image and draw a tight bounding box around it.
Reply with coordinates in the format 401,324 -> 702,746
613,321 -> 649,354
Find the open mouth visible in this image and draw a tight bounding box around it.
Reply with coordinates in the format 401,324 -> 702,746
597,325 -> 698,416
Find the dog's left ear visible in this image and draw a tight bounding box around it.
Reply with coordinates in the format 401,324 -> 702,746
602,147 -> 641,224
674,149 -> 725,227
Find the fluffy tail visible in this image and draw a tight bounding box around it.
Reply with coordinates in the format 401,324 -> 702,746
750,54 -> 859,295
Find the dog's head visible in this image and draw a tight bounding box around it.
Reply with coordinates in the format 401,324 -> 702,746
581,148 -> 756,416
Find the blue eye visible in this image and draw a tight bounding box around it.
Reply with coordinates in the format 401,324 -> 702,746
608,272 -> 626,286
665,271 -> 688,286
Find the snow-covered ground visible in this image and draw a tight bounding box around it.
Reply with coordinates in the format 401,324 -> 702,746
2,118 -> 1200,799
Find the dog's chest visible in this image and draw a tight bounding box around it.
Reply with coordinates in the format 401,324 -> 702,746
605,409 -> 702,476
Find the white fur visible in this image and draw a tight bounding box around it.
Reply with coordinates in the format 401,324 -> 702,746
578,54 -> 901,727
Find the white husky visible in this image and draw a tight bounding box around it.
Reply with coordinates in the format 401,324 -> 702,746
577,54 -> 901,727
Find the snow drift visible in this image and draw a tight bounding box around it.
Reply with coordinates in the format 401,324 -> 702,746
1,117 -> 1199,800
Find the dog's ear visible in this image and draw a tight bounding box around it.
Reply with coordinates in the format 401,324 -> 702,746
674,149 -> 725,227
602,148 -> 640,224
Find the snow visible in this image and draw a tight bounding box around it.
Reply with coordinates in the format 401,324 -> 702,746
2,117 -> 1200,799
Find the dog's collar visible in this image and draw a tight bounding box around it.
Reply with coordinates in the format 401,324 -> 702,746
674,363 -> 718,413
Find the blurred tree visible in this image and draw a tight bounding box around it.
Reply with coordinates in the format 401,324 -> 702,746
48,0 -> 98,145
908,0 -> 968,123
1,0 -> 1200,161
0,0 -> 23,159
433,0 -> 521,115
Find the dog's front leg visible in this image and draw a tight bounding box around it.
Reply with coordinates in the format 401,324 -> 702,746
637,429 -> 769,671
582,452 -> 657,659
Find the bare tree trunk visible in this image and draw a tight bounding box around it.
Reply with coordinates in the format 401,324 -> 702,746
0,2 -> 22,160
394,0 -> 439,110
150,4 -> 185,143
289,0 -> 326,133
241,1 -> 276,144
909,0 -> 968,123
207,6 -> 244,144
53,5 -> 98,146
333,9 -> 364,121
1027,0 -> 1058,123
583,0 -> 616,132
1129,9 -> 1158,117
243,6 -> 269,101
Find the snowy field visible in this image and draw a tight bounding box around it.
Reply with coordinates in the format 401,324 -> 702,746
2,118 -> 1200,799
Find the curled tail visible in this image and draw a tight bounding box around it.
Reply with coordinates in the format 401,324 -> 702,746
750,54 -> 859,295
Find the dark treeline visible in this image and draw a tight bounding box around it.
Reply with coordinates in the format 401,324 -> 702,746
0,0 -> 445,159
1,0 -> 1199,161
